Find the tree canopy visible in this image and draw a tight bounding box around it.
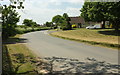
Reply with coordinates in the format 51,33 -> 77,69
2,5 -> 20,39
23,19 -> 32,27
63,13 -> 71,30
1,0 -> 25,39
23,19 -> 37,30
52,13 -> 71,30
52,15 -> 64,25
45,22 -> 53,27
80,2 -> 120,30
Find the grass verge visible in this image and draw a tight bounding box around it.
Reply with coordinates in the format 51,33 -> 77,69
50,28 -> 119,50
2,35 -> 38,75
2,26 -> 51,74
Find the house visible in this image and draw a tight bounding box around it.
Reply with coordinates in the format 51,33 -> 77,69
69,17 -> 85,28
69,16 -> 102,28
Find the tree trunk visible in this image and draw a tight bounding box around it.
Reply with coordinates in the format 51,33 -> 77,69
32,26 -> 34,31
101,21 -> 105,29
78,23 -> 82,28
67,21 -> 72,30
115,27 -> 118,31
114,22 -> 119,31
112,21 -> 119,31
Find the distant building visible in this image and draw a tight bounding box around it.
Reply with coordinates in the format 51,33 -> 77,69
69,17 -> 85,28
69,16 -> 103,28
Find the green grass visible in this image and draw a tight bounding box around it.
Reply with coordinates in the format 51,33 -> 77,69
2,26 -> 51,74
51,28 -> 119,49
16,26 -> 51,34
2,35 -> 38,74
3,26 -> 50,75
2,26 -> 50,74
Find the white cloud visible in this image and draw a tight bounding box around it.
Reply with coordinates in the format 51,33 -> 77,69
0,0 -> 10,5
17,0 -> 84,25
49,0 -> 84,3
65,7 -> 81,16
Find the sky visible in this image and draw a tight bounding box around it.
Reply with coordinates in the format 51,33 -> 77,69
0,0 -> 84,25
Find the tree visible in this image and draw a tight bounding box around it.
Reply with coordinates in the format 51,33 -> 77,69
31,21 -> 37,30
80,2 -> 107,28
52,14 -> 72,30
0,6 -> 2,33
52,15 -> 64,27
1,0 -> 24,39
60,20 -> 68,30
1,0 -> 24,9
0,6 -> 2,13
63,13 -> 71,30
2,5 -> 20,39
108,2 -> 120,31
23,19 -> 31,27
23,19 -> 37,30
80,2 -> 120,30
45,22 -> 53,27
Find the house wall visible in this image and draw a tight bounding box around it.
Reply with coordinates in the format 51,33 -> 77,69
69,17 -> 85,28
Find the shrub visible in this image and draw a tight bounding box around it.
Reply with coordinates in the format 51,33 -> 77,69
53,26 -> 57,29
61,26 -> 68,30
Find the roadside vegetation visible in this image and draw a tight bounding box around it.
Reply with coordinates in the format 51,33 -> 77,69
1,0 -> 120,74
49,2 -> 120,49
16,26 -> 50,34
2,18 -> 50,75
2,35 -> 39,75
1,2 -> 50,74
80,2 -> 120,31
45,13 -> 71,30
51,28 -> 119,49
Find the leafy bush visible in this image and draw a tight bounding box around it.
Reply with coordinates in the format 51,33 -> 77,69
53,26 -> 57,29
16,26 -> 50,34
61,26 -> 68,30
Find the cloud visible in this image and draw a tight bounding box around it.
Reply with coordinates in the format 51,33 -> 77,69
17,0 -> 84,25
0,0 -> 10,5
65,7 -> 81,16
49,0 -> 84,3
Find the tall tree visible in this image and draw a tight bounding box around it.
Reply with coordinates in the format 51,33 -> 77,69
31,21 -> 37,30
1,0 -> 24,39
80,2 -> 107,28
52,14 -> 72,30
52,15 -> 64,27
63,13 -> 71,30
23,19 -> 37,30
2,5 -> 20,39
60,20 -> 68,30
108,2 -> 120,31
23,19 -> 32,27
80,2 -> 120,30
45,22 -> 53,27
0,6 -> 2,32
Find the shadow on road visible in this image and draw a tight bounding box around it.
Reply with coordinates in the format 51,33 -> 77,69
2,51 -> 119,75
3,37 -> 28,44
30,56 -> 119,75
2,35 -> 119,75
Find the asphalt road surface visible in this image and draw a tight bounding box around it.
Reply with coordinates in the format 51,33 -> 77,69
22,30 -> 119,64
